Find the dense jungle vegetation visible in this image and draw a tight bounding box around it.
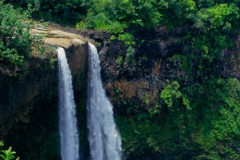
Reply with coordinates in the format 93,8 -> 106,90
1,0 -> 240,159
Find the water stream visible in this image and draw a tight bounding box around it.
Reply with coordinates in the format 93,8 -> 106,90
58,47 -> 80,160
87,44 -> 122,160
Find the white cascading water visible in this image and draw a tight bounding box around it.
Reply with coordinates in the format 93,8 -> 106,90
58,47 -> 80,160
87,44 -> 122,160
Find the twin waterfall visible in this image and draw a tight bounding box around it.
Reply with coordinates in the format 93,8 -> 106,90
57,44 -> 122,160
58,47 -> 80,160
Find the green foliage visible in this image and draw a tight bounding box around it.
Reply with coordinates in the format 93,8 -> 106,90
0,141 -> 19,160
82,0 -> 160,30
125,46 -> 136,65
158,1 -> 239,81
77,0 -> 239,73
148,103 -> 161,118
161,81 -> 191,110
0,148 -> 17,160
193,3 -> 239,32
155,1 -> 239,81
8,0 -> 86,25
114,87 -> 121,96
78,0 -> 162,44
0,2 -> 43,65
115,56 -> 123,66
115,46 -> 136,69
158,0 -> 196,27
115,116 -> 163,159
0,42 -> 22,65
118,33 -> 135,46
186,78 -> 240,159
49,57 -> 57,70
142,95 -> 150,105
119,78 -> 240,159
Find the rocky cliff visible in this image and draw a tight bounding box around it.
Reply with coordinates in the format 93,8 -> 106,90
0,25 -> 88,159
82,28 -> 240,115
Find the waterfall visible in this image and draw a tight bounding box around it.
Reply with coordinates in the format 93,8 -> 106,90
58,47 -> 80,160
87,44 -> 122,160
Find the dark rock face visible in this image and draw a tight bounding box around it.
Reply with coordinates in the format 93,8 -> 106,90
65,43 -> 89,91
80,30 -> 110,44
81,28 -> 240,116
82,28 -> 185,114
137,27 -> 184,58
0,55 -> 58,130
221,34 -> 240,79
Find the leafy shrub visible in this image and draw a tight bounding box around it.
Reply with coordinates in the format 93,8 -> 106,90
0,2 -> 43,65
7,0 -> 86,25
161,81 -> 191,110
0,141 -> 19,160
125,46 -> 136,65
193,3 -> 239,32
118,33 -> 135,46
115,56 -> 123,66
